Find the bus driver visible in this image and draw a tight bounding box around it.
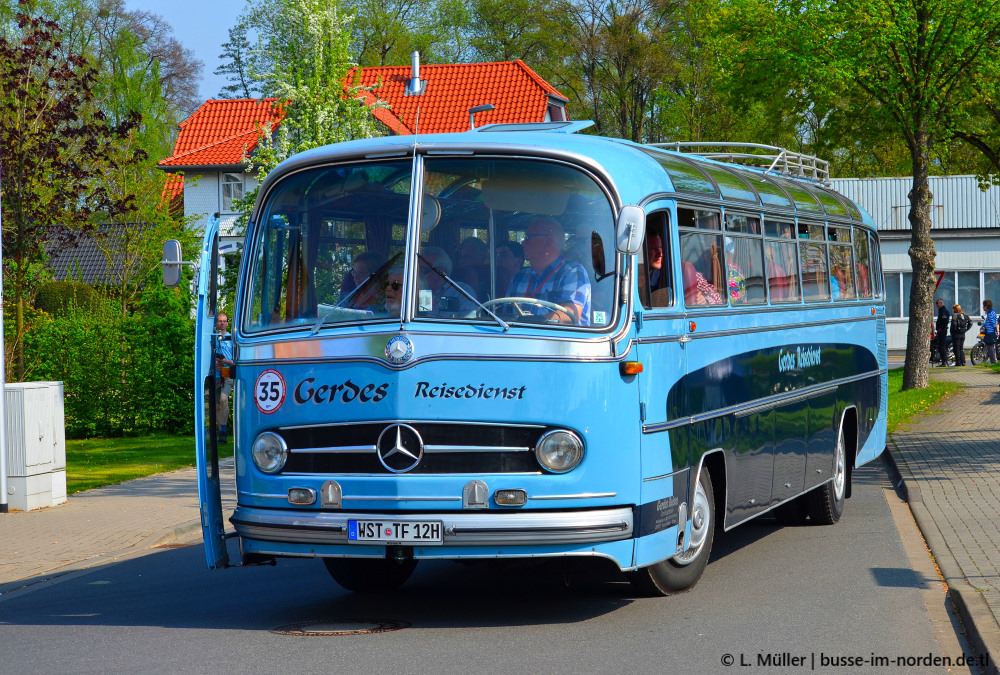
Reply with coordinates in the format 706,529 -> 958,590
507,217 -> 591,325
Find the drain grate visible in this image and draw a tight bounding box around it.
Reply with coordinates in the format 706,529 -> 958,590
270,619 -> 410,636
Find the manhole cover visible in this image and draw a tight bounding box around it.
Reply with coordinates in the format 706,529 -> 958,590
270,619 -> 410,636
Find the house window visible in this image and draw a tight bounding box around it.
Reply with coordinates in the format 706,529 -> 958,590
222,173 -> 244,212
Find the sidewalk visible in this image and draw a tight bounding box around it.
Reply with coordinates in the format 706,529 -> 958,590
0,370 -> 998,670
0,459 -> 235,594
886,365 -> 1000,674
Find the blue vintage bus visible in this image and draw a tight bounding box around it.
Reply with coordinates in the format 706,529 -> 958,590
165,122 -> 887,595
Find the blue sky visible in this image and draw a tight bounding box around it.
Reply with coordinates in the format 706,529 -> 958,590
123,0 -> 246,104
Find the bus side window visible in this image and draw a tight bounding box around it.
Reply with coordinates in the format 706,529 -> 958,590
640,212 -> 672,308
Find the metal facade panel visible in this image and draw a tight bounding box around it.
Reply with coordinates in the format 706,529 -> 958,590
4,388 -> 26,475
831,176 -> 1000,232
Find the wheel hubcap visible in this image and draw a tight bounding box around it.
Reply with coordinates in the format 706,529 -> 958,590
674,477 -> 710,566
833,434 -> 846,501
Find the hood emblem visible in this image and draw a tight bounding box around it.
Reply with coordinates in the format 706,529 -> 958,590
377,424 -> 424,473
385,335 -> 413,365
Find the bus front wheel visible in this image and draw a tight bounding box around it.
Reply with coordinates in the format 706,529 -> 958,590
629,468 -> 715,596
323,557 -> 417,593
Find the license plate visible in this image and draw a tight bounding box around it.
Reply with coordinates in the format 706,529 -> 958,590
348,519 -> 443,544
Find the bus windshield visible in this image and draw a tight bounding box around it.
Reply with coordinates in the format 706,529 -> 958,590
244,157 -> 618,333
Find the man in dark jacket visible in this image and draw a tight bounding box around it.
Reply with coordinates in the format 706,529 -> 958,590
935,298 -> 951,366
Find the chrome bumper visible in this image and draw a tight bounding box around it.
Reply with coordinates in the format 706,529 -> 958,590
231,505 -> 634,546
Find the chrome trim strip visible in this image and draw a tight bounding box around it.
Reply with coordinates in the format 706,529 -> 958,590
634,313 -> 878,344
642,468 -> 688,483
529,492 -> 617,500
343,495 -> 462,502
643,372 -> 877,434
232,505 -> 634,546
278,471 -> 545,478
238,491 -> 288,500
289,445 -> 376,454
424,445 -> 531,453
277,419 -> 546,432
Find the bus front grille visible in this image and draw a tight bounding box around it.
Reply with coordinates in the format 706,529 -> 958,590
275,421 -> 547,475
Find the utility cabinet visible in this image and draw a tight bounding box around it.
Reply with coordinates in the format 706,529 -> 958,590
4,382 -> 67,511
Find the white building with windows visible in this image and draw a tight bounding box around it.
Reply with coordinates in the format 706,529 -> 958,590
831,175 -> 1000,351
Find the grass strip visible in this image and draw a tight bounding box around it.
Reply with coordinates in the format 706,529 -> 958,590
886,367 -> 962,435
66,434 -> 233,494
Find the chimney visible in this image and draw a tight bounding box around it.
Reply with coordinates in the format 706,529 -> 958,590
405,51 -> 426,96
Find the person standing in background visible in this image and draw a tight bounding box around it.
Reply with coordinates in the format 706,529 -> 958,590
935,298 -> 951,366
214,313 -> 234,443
983,300 -> 999,364
950,304 -> 971,366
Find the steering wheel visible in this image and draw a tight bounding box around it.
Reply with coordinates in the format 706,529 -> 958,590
482,296 -> 572,320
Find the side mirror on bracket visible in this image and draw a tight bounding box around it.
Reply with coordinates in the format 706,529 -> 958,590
615,205 -> 646,255
161,239 -> 194,287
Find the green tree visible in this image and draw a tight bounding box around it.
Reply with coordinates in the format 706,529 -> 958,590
0,10 -> 139,378
215,21 -> 259,99
725,0 -> 1000,390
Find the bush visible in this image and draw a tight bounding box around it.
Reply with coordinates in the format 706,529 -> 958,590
22,284 -> 195,438
34,281 -> 102,317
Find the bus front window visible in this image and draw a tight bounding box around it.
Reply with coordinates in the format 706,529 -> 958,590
245,157 -> 617,332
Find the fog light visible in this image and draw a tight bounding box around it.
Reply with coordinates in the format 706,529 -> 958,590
252,432 -> 288,474
494,489 -> 527,506
535,430 -> 584,473
288,487 -> 316,505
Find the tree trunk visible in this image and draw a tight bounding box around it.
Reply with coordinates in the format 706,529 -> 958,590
901,128 -> 935,391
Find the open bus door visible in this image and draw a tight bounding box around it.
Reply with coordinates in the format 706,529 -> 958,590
193,216 -> 229,568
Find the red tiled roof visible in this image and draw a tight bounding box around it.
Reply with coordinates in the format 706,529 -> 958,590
160,173 -> 184,216
158,61 -> 566,169
159,98 -> 284,168
351,59 -> 568,135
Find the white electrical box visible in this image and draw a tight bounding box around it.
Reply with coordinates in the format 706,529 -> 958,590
4,381 -> 67,511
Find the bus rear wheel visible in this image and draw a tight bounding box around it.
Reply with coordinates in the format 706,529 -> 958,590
809,428 -> 847,525
629,468 -> 715,596
323,557 -> 417,593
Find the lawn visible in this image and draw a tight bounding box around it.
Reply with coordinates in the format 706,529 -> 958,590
66,434 -> 233,494
885,367 -> 962,435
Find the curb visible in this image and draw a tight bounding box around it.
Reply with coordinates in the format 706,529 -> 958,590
883,446 -> 1000,674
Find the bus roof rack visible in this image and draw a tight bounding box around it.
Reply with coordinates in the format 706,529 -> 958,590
650,142 -> 830,185
470,121 -> 596,134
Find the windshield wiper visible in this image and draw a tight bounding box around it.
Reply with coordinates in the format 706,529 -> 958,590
418,254 -> 509,331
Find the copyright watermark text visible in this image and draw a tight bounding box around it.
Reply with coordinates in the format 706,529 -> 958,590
719,651 -> 988,669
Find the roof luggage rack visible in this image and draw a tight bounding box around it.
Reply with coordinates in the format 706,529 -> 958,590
650,142 -> 830,185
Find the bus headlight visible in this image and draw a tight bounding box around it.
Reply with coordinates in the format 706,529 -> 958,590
535,430 -> 584,473
252,432 -> 288,474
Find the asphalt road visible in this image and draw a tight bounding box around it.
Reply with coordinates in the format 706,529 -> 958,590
0,458 -> 981,674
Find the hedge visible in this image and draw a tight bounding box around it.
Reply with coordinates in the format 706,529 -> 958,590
21,285 -> 195,438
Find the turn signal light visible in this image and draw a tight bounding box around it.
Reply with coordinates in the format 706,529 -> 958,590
619,361 -> 643,376
494,489 -> 527,506
689,321 -> 697,332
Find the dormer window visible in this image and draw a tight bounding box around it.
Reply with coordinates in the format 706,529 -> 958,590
222,173 -> 244,211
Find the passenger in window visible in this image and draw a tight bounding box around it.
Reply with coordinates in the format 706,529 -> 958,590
341,251 -> 386,298
420,246 -> 477,318
725,237 -> 746,304
683,260 -> 722,306
456,236 -> 491,300
494,241 -> 524,298
647,233 -> 665,288
507,217 -> 591,325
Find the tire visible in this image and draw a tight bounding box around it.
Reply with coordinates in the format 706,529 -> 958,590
809,427 -> 847,525
629,468 -> 715,596
971,343 -> 985,365
323,557 -> 417,593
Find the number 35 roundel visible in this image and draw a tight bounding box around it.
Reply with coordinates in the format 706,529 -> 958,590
254,369 -> 287,414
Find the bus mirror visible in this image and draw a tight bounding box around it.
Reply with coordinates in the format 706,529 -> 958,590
616,205 -> 645,255
161,239 -> 184,287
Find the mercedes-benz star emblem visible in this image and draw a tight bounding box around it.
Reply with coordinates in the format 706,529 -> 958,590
376,424 -> 424,473
385,335 -> 414,365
